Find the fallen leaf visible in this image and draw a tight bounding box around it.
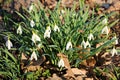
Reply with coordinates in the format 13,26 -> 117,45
84,78 -> 94,80
86,57 -> 96,67
47,73 -> 62,80
76,76 -> 83,80
71,68 -> 87,76
21,53 -> 28,60
64,69 -> 75,79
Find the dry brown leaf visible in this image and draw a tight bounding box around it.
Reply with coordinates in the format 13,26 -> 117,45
24,65 -> 42,73
64,69 -> 75,79
71,68 -> 87,76
21,53 -> 28,60
86,57 -> 96,67
76,76 -> 83,80
84,78 -> 94,80
47,74 -> 62,80
80,57 -> 96,67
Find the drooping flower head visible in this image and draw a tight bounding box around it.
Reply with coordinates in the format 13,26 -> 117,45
101,26 -> 109,35
113,36 -> 118,44
44,26 -> 51,38
29,4 -> 34,12
32,32 -> 41,43
81,40 -> 91,48
102,18 -> 108,25
54,24 -> 60,32
17,25 -> 22,35
81,40 -> 86,48
30,20 -> 35,27
30,51 -> 37,61
66,41 -> 72,50
110,47 -> 118,56
88,33 -> 94,41
85,40 -> 91,48
58,58 -> 64,67
6,39 -> 13,50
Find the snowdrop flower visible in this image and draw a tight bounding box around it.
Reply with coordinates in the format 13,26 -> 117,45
30,20 -> 35,27
85,40 -> 91,48
54,24 -> 60,32
113,36 -> 118,44
101,26 -> 109,35
88,33 -> 94,41
58,58 -> 64,67
44,26 -> 51,38
66,41 -> 72,50
61,9 -> 65,14
6,39 -> 13,50
102,18 -> 107,24
17,25 -> 22,35
29,4 -> 33,12
81,40 -> 91,48
30,51 -> 37,61
32,32 -> 41,43
110,48 -> 118,56
81,40 -> 86,48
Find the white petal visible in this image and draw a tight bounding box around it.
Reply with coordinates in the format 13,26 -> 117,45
54,25 -> 60,32
86,40 -> 91,48
32,33 -> 41,43
101,26 -> 109,35
30,51 -> 37,61
58,58 -> 64,67
29,5 -> 33,12
44,26 -> 51,38
30,20 -> 35,27
17,25 -> 22,35
88,33 -> 94,41
102,18 -> 107,24
110,48 -> 118,56
61,10 -> 65,14
81,40 -> 86,48
114,36 -> 118,44
6,39 -> 13,50
66,41 -> 72,50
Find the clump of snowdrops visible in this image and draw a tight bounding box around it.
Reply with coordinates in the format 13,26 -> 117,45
3,1 -> 119,68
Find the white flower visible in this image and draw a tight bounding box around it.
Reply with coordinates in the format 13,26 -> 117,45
6,39 -> 13,50
32,32 -> 41,43
54,24 -> 60,32
101,26 -> 109,35
44,26 -> 51,38
66,41 -> 72,50
30,20 -> 35,27
58,58 -> 64,67
81,40 -> 91,48
81,40 -> 86,48
88,33 -> 94,41
86,40 -> 91,48
110,48 -> 118,56
17,25 -> 22,35
29,5 -> 33,12
30,51 -> 37,61
61,9 -> 65,14
102,18 -> 107,24
113,36 -> 118,44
